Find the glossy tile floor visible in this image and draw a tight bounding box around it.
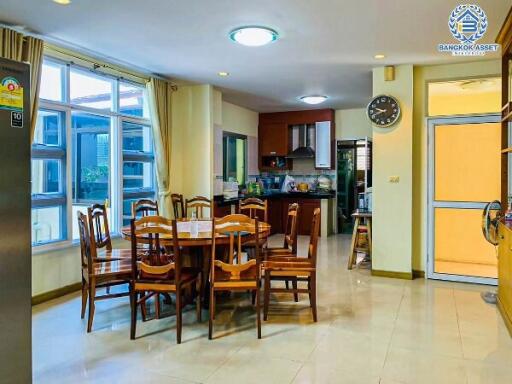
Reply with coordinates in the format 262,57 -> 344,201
33,234 -> 512,384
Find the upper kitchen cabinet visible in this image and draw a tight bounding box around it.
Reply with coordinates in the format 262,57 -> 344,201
259,109 -> 335,171
315,121 -> 331,169
259,122 -> 289,156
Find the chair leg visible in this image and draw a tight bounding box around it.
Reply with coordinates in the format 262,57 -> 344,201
292,277 -> 299,302
285,279 -> 289,290
106,286 -> 110,294
196,275 -> 202,322
263,271 -> 270,321
255,287 -> 261,339
176,288 -> 182,344
80,281 -> 87,319
87,279 -> 96,333
310,273 -> 317,322
130,286 -> 138,340
209,287 -> 215,340
140,292 -> 148,322
155,293 -> 161,319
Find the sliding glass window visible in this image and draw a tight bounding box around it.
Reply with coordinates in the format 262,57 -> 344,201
32,57 -> 156,247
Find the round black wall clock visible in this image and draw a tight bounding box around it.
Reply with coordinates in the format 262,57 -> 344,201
367,95 -> 401,128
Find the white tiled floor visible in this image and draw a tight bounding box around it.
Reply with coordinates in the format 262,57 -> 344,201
33,234 -> 512,384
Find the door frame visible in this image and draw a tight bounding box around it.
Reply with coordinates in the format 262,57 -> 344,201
427,114 -> 500,285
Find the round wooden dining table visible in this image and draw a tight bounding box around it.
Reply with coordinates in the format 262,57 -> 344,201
121,218 -> 271,309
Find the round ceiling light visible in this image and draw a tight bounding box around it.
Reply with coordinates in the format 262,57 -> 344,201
300,95 -> 328,105
229,26 -> 279,47
218,71 -> 230,77
374,54 -> 386,59
53,0 -> 71,5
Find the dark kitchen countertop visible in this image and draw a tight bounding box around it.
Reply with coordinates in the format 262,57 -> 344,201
214,190 -> 335,207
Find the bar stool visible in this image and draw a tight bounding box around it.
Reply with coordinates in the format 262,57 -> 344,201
347,211 -> 372,269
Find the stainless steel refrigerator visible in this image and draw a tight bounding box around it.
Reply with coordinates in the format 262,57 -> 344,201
0,57 -> 32,383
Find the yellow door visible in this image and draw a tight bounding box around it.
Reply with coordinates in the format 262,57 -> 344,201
429,118 -> 500,281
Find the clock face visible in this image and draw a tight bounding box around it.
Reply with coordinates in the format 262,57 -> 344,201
367,95 -> 401,127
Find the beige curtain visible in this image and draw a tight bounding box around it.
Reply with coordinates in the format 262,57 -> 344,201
147,78 -> 174,218
0,27 -> 44,143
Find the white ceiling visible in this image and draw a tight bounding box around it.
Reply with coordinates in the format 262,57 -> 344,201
0,0 -> 510,112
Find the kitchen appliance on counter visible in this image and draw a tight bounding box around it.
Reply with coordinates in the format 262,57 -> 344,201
316,175 -> 332,191
223,181 -> 239,199
297,182 -> 309,192
281,175 -> 296,192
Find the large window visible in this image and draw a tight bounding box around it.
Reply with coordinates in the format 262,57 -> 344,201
32,57 -> 156,246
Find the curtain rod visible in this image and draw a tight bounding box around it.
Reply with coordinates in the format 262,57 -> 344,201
0,23 -> 175,86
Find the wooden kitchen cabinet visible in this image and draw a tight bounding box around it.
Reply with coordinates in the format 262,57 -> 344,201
266,198 -> 283,235
259,122 -> 289,156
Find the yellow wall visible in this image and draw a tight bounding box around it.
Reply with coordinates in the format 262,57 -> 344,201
335,108 -> 373,140
372,65 -> 414,274
222,101 -> 259,137
429,90 -> 500,116
170,84 -> 214,199
412,59 -> 501,272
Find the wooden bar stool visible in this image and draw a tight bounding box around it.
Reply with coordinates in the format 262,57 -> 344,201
347,211 -> 372,270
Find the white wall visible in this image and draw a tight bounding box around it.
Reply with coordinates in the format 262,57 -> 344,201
222,101 -> 258,137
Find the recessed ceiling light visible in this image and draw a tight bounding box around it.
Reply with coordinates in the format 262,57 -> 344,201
374,54 -> 386,59
229,26 -> 279,47
300,95 -> 328,105
53,0 -> 71,4
218,71 -> 229,77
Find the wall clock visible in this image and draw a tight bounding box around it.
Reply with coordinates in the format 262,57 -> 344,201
367,95 -> 401,128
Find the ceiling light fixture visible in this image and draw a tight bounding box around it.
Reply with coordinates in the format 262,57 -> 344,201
53,0 -> 72,5
229,26 -> 279,47
300,95 -> 328,105
374,54 -> 386,59
218,71 -> 230,77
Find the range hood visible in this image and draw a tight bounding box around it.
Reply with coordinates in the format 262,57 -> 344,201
286,124 -> 315,158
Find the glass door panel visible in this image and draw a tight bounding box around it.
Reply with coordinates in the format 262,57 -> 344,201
434,207 -> 497,278
434,123 -> 500,202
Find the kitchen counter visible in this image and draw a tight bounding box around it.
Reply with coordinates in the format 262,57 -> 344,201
213,191 -> 335,237
214,190 -> 335,207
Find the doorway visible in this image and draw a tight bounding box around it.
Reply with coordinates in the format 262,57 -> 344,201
427,115 -> 500,284
337,138 -> 372,233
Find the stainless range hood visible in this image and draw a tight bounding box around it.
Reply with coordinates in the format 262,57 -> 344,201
287,124 -> 315,158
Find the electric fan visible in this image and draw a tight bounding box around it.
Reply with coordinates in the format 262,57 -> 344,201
481,200 -> 502,304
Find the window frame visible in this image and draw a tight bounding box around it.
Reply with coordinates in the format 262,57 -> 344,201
32,56 -> 156,248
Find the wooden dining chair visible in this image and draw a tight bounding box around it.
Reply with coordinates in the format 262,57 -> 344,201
77,212 -> 131,333
132,198 -> 159,218
239,198 -> 268,256
171,193 -> 185,219
209,214 -> 262,339
185,196 -> 212,219
87,203 -> 131,261
239,197 -> 268,222
262,208 -> 320,322
263,203 -> 300,301
130,216 -> 202,344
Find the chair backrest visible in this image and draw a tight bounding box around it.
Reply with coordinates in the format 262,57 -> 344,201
87,204 -> 112,252
130,215 -> 180,283
186,196 -> 212,219
77,211 -> 93,272
239,198 -> 268,222
211,214 -> 260,280
307,208 -> 321,266
132,199 -> 159,218
171,193 -> 185,219
284,203 -> 299,254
